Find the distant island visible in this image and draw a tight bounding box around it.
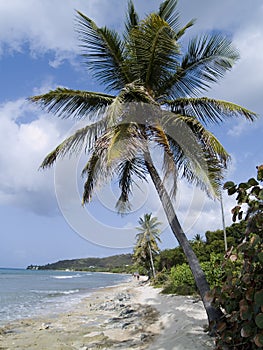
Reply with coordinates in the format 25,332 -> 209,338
27,253 -> 133,273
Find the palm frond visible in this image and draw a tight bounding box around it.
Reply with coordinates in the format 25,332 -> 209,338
174,19 -> 195,40
137,214 -> 162,235
124,0 -> 139,36
169,135 -> 224,197
105,93 -> 125,126
175,114 -> 230,165
121,82 -> 158,105
115,157 -> 148,214
40,119 -> 108,169
76,11 -> 130,90
160,34 -> 239,98
165,97 -> 257,124
82,130 -> 116,204
30,88 -> 115,119
158,0 -> 196,40
103,84 -> 157,127
82,153 -> 99,204
147,123 -> 178,198
158,0 -> 179,30
128,14 -> 179,91
158,0 -> 195,39
135,212 -> 162,259
106,123 -> 140,163
162,115 -> 226,197
81,124 -> 147,207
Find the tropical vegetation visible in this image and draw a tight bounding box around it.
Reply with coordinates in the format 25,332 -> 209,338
153,219 -> 246,294
133,213 -> 162,278
30,0 -> 256,326
212,166 -> 263,349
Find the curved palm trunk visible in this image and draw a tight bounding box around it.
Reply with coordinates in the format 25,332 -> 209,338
148,242 -> 156,278
144,152 -> 223,327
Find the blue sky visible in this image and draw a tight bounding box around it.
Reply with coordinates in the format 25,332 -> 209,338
0,0 -> 262,268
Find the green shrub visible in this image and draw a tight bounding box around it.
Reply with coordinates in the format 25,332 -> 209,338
212,166 -> 263,349
201,253 -> 224,289
162,253 -> 224,295
169,263 -> 196,295
152,269 -> 169,288
212,234 -> 263,349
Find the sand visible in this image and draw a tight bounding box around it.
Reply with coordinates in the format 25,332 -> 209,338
0,278 -> 215,350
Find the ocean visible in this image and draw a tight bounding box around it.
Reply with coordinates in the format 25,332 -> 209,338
0,268 -> 130,326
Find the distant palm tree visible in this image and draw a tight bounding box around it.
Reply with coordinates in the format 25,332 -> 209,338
193,234 -> 203,243
134,213 -> 162,278
30,0 -> 256,325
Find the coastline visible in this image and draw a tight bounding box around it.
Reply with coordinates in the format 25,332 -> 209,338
0,278 -> 215,350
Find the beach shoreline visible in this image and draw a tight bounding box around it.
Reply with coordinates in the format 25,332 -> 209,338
0,278 -> 215,350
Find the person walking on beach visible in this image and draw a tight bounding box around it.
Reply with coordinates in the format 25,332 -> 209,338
133,272 -> 140,280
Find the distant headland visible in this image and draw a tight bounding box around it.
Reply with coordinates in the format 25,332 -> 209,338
27,253 -> 133,273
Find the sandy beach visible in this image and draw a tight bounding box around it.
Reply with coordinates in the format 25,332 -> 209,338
0,278 -> 215,350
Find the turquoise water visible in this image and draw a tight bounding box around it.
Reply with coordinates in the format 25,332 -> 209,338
0,268 -> 129,325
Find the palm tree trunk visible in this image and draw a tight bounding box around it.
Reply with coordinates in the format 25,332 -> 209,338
144,151 -> 223,327
148,242 -> 156,278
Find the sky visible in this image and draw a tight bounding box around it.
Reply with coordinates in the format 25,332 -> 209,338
0,0 -> 262,268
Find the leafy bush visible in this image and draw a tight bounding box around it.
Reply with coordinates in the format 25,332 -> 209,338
161,253 -> 224,295
152,269 -> 169,288
201,253 -> 224,289
212,166 -> 263,349
169,263 -> 196,295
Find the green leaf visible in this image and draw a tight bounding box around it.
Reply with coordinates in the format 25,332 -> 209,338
251,186 -> 260,196
248,178 -> 259,186
258,252 -> 263,263
238,210 -> 243,221
242,274 -> 251,285
241,323 -> 253,338
221,330 -> 233,343
228,186 -> 237,195
224,181 -> 235,189
236,191 -> 247,204
258,189 -> 263,200
231,205 -> 241,215
255,313 -> 263,329
254,333 -> 263,347
246,288 -> 254,302
255,291 -> 263,306
239,182 -> 249,189
257,165 -> 263,181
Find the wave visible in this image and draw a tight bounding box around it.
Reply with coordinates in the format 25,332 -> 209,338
52,274 -> 82,279
30,289 -> 80,296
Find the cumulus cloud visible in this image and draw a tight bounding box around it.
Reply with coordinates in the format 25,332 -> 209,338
0,97 -> 73,215
0,96 -> 246,243
0,1 -> 73,57
0,0 -> 262,233
1,0 -> 263,106
0,0 -> 127,64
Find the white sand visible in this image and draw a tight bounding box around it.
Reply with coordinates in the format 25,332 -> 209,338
0,278 -> 215,350
135,283 -> 214,350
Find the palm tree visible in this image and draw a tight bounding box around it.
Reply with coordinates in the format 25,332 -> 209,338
193,234 -> 203,243
30,0 -> 257,326
134,213 -> 162,278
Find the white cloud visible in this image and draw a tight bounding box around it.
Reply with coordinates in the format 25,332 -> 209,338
1,0 -> 263,108
0,96 -> 244,244
0,1 -> 73,56
0,0 -> 127,63
1,0 -> 262,236
0,97 -> 73,215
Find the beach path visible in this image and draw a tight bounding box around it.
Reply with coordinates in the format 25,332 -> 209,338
0,278 -> 215,349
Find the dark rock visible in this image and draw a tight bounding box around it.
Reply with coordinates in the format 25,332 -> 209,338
121,322 -> 131,329
119,308 -> 135,317
141,333 -> 152,342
